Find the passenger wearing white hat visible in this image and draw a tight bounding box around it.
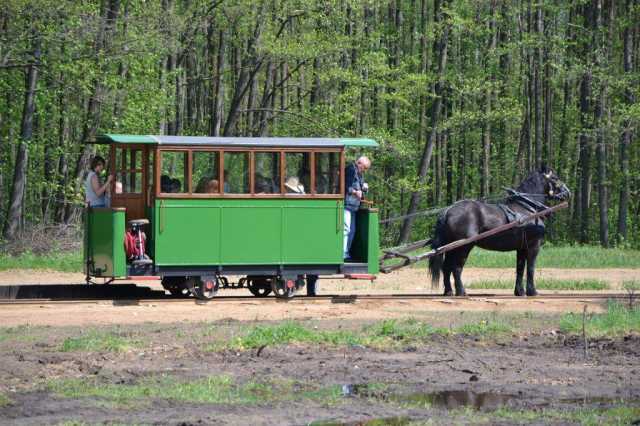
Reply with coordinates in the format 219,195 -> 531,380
285,176 -> 305,194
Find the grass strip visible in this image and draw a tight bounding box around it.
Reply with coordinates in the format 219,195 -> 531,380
467,279 -> 609,291
0,250 -> 82,272
489,405 -> 640,426
0,393 -> 11,406
48,375 -> 343,406
464,245 -> 640,269
0,325 -> 34,344
214,318 -> 513,352
2,245 -> 639,273
560,301 -> 640,338
60,330 -> 142,352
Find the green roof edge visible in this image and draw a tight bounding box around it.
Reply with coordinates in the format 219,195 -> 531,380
97,134 -> 158,144
339,138 -> 378,147
96,134 -> 378,147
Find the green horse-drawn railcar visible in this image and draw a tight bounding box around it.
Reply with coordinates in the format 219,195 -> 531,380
84,134 -> 379,299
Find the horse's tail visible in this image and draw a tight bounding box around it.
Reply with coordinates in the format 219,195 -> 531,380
429,212 -> 448,289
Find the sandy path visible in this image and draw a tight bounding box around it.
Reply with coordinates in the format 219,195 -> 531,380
0,297 -> 612,327
0,267 -> 635,327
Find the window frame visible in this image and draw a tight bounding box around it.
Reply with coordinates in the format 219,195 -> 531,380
156,148 -> 190,197
190,149 -> 223,197
155,146 -> 345,199
110,144 -> 146,199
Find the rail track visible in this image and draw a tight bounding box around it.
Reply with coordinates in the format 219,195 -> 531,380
0,292 -> 632,306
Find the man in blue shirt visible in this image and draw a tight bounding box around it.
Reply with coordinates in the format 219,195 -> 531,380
344,156 -> 371,260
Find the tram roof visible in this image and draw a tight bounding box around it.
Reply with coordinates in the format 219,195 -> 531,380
95,134 -> 378,148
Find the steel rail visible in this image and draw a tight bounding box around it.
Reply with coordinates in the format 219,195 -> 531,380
0,292 -> 631,306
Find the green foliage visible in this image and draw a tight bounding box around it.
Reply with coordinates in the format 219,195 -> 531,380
559,301 -> 640,338
1,0 -> 639,250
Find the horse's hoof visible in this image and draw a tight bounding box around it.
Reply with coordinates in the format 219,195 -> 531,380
514,288 -> 525,297
455,292 -> 466,297
443,290 -> 453,297
526,288 -> 538,297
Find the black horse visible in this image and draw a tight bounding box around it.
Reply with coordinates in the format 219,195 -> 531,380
428,166 -> 570,297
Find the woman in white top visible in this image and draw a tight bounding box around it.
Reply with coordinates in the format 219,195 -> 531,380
85,155 -> 112,208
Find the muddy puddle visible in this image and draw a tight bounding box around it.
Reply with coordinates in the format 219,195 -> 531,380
341,384 -> 516,409
311,416 -> 411,426
323,384 -> 640,425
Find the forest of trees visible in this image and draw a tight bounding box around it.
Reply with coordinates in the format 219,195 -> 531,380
0,0 -> 638,249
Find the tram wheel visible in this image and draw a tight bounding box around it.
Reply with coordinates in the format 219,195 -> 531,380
271,277 -> 296,299
247,277 -> 272,297
161,276 -> 189,297
188,276 -> 219,300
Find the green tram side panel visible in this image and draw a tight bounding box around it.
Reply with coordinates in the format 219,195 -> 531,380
153,199 -> 343,266
84,209 -> 126,277
352,208 -> 380,274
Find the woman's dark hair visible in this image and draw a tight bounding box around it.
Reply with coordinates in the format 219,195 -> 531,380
90,155 -> 106,171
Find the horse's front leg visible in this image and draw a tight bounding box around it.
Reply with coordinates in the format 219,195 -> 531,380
452,247 -> 470,296
515,249 -> 526,296
453,266 -> 465,297
525,245 -> 540,296
443,265 -> 453,297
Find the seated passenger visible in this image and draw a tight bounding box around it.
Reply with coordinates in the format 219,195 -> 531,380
255,179 -> 272,194
195,176 -> 219,193
285,176 -> 305,194
255,174 -> 276,194
160,175 -> 171,192
169,178 -> 181,193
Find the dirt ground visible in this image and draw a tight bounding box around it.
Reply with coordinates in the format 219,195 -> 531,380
0,318 -> 639,425
0,268 -> 638,425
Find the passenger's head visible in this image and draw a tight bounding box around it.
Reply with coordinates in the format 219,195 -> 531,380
160,175 -> 171,192
170,178 -> 181,193
355,156 -> 371,173
90,156 -> 106,173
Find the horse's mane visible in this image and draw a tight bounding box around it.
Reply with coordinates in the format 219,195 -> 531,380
515,171 -> 545,194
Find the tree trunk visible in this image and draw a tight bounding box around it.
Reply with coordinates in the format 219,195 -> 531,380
4,36 -> 40,239
66,0 -> 120,223
578,3 -> 593,244
534,2 -> 543,168
397,0 -> 450,244
223,3 -> 266,136
617,0 -> 635,243
210,29 -> 225,136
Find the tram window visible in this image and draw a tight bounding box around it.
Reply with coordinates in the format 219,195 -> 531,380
284,152 -> 310,194
114,147 -> 142,194
315,152 -> 341,194
160,151 -> 187,193
223,152 -> 249,194
254,152 -> 280,194
192,151 -> 220,193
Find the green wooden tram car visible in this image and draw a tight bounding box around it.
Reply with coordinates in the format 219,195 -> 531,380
84,134 -> 379,299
